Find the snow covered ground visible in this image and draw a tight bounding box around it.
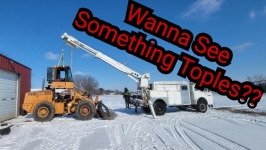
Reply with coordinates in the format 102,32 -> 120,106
1,94 -> 266,150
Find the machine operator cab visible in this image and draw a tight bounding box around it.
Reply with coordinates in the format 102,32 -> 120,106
46,66 -> 74,89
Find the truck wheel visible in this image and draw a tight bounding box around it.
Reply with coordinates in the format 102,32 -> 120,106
33,102 -> 55,122
178,106 -> 187,111
75,100 -> 96,120
154,102 -> 166,116
196,99 -> 207,113
141,106 -> 151,114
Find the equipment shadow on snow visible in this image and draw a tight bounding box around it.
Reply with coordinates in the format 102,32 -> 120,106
24,114 -> 79,120
25,113 -> 117,121
54,112 -> 118,120
113,107 -> 144,115
167,107 -> 197,113
54,114 -> 78,120
25,114 -> 33,118
113,107 -> 198,116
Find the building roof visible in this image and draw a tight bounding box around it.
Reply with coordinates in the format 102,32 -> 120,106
0,54 -> 31,70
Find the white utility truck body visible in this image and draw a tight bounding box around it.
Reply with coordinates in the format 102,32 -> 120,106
149,81 -> 213,107
137,81 -> 214,115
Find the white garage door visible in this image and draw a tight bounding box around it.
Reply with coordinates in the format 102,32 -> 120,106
0,69 -> 18,122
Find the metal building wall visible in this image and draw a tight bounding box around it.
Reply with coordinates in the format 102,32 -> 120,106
0,54 -> 31,115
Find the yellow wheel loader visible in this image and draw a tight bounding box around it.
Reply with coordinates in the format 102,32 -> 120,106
22,66 -> 111,122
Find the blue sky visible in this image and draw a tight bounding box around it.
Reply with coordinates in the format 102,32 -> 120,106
1,0 -> 266,92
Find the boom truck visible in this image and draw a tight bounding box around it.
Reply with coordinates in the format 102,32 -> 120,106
61,33 -> 214,117
61,33 -> 157,119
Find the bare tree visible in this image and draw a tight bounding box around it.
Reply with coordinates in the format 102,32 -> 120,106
253,74 -> 265,83
99,88 -> 104,95
115,89 -> 122,95
247,74 -> 266,84
74,74 -> 99,94
246,76 -> 252,82
105,90 -> 112,95
246,74 -> 266,91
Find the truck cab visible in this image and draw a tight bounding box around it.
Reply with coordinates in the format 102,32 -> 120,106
145,81 -> 214,116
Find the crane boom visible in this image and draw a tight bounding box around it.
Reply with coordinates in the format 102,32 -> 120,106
62,32 -> 156,119
61,33 -> 150,86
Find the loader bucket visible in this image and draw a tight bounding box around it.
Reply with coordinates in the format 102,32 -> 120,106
95,101 -> 117,120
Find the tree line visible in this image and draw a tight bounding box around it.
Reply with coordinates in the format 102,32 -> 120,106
247,74 -> 266,92
73,74 -> 123,95
74,73 -> 266,94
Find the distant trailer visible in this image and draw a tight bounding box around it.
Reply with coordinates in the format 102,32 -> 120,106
0,54 -> 31,122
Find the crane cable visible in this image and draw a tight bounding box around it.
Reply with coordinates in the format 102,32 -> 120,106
57,49 -> 65,67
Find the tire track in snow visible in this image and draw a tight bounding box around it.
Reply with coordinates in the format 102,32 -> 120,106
147,119 -> 174,149
148,113 -> 200,150
182,126 -> 227,150
210,115 -> 266,128
114,124 -> 123,145
105,102 -> 149,149
107,126 -> 116,148
106,100 -> 132,149
209,116 -> 242,125
181,121 -> 249,150
108,112 -> 160,150
114,116 -> 143,149
108,124 -> 125,149
145,117 -> 192,149
174,117 -> 201,150
0,123 -> 35,149
71,136 -> 83,150
162,115 -> 199,150
136,117 -> 160,150
13,121 -> 101,150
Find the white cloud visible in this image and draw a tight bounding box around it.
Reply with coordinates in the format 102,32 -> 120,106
231,42 -> 254,51
81,53 -> 91,58
73,71 -> 86,75
248,11 -> 256,19
44,52 -> 60,60
263,6 -> 266,15
248,6 -> 266,19
73,71 -> 90,76
182,0 -> 224,18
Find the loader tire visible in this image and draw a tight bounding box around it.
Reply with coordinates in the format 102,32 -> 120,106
97,101 -> 111,120
154,101 -> 166,116
33,102 -> 55,122
196,99 -> 207,113
75,100 -> 96,120
141,106 -> 151,114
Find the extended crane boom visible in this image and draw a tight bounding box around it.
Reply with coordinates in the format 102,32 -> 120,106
61,33 -> 150,86
62,32 -> 156,119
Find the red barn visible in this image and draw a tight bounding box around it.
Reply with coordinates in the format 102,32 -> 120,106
0,54 -> 31,122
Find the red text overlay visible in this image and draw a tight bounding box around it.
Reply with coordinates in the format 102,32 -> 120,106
72,1 -> 263,108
